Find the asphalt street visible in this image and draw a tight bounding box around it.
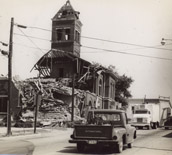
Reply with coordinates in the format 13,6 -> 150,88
0,128 -> 172,155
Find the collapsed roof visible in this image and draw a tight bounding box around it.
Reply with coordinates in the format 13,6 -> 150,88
32,49 -> 91,78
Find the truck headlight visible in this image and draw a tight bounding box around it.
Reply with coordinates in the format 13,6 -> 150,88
133,118 -> 137,122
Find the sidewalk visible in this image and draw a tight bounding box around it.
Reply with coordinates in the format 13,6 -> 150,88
0,126 -> 69,138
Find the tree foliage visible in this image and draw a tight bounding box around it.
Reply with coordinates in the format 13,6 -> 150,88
115,74 -> 133,107
108,65 -> 133,107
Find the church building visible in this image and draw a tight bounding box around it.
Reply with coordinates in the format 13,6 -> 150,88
33,0 -> 118,109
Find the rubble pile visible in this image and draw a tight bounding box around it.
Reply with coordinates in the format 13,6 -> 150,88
14,78 -> 85,127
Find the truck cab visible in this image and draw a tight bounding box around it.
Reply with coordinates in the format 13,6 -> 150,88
69,109 -> 136,153
132,109 -> 152,129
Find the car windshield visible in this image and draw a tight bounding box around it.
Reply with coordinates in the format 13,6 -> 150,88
87,111 -> 122,125
135,110 -> 149,114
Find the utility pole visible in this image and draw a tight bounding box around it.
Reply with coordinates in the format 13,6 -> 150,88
71,73 -> 75,122
34,92 -> 41,134
71,58 -> 78,122
7,17 -> 14,136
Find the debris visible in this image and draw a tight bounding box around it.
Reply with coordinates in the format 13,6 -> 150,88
13,78 -> 86,127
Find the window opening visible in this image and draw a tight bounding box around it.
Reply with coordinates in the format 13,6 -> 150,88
75,30 -> 80,43
0,98 -> 7,112
56,29 -> 63,41
62,11 -> 67,16
111,83 -> 113,98
65,28 -> 71,40
99,79 -> 102,96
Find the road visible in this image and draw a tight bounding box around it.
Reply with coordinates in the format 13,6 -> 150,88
0,128 -> 172,155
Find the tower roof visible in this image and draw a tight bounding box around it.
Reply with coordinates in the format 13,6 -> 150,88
53,0 -> 80,20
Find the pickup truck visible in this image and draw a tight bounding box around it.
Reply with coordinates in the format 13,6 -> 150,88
69,109 -> 136,153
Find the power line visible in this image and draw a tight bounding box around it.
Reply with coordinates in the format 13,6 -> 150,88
16,27 -> 46,54
23,24 -> 172,52
14,30 -> 172,53
27,26 -> 51,32
15,31 -> 148,52
14,30 -> 172,55
14,33 -> 51,42
14,24 -> 172,61
13,32 -> 172,61
13,42 -> 49,51
81,36 -> 172,52
81,45 -> 172,61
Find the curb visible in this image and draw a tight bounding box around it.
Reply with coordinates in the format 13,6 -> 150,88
0,128 -> 49,138
0,127 -> 73,138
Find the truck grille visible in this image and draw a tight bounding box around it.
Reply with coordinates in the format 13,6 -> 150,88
137,118 -> 143,123
75,125 -> 112,139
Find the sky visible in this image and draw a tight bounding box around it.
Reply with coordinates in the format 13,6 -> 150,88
0,0 -> 172,100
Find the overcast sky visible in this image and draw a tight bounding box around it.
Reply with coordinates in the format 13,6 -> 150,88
0,0 -> 172,100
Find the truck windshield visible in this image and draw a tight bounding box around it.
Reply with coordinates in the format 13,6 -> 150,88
135,110 -> 149,114
87,111 -> 121,125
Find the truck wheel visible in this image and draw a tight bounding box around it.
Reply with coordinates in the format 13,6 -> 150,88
134,131 -> 137,139
153,123 -> 157,129
147,125 -> 151,130
128,143 -> 133,148
165,127 -> 169,130
116,141 -> 123,153
77,143 -> 85,152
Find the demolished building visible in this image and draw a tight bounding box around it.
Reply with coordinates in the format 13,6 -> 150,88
0,1 -> 120,127
32,0 -> 119,110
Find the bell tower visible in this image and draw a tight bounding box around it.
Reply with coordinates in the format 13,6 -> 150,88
51,0 -> 82,57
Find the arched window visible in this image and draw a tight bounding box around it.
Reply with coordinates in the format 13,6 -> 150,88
99,79 -> 102,96
110,83 -> 115,98
89,101 -> 92,109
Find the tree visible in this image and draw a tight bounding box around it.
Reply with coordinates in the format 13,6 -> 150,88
108,65 -> 133,107
115,74 -> 133,107
76,63 -> 133,107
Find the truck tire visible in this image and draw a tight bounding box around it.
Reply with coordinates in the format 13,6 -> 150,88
77,143 -> 85,152
165,127 -> 169,130
147,124 -> 151,130
134,131 -> 137,139
128,143 -> 133,148
116,141 -> 123,153
153,123 -> 157,129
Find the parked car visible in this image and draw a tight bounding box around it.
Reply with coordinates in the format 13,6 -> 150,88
69,109 -> 137,153
164,116 -> 172,130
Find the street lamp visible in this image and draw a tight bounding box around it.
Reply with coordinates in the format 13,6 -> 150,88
161,38 -> 172,45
